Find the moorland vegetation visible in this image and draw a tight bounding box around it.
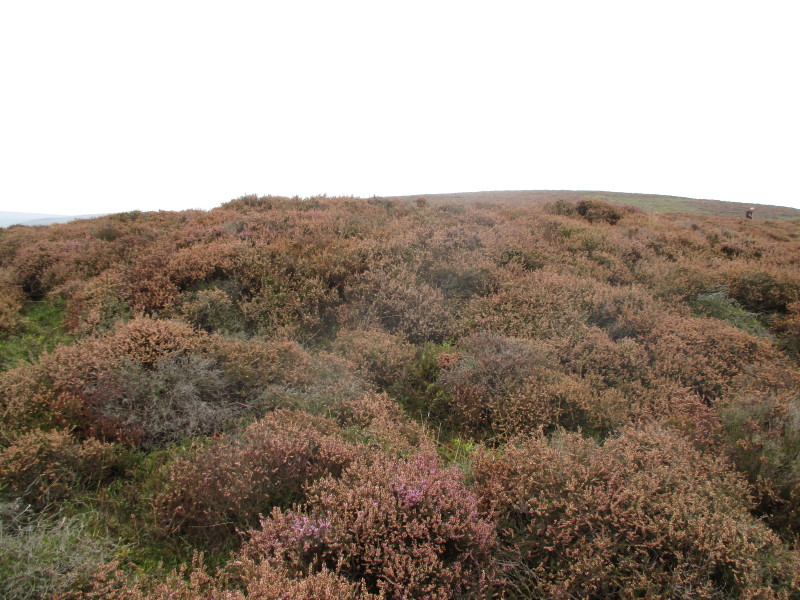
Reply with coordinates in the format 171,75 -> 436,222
1,194 -> 800,598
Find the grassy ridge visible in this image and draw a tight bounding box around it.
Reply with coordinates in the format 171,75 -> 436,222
386,189 -> 800,220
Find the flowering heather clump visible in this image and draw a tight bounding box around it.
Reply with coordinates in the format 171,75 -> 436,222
0,429 -> 117,508
242,452 -> 497,599
154,410 -> 359,545
473,424 -> 800,599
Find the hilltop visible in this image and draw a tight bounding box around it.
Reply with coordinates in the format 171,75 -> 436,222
1,194 -> 800,599
385,189 -> 800,220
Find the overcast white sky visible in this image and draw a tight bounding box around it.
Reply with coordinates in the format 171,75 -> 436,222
1,1 -> 798,215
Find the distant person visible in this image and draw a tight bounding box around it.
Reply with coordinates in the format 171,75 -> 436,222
746,207 -> 754,219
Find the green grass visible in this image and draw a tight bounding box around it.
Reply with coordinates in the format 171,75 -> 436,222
689,290 -> 772,338
0,299 -> 73,371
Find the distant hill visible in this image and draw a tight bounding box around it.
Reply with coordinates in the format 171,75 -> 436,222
384,190 -> 800,220
0,212 -> 107,227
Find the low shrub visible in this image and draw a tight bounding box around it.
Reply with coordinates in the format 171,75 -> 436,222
153,411 -> 359,545
342,267 -> 455,343
0,429 -> 118,508
463,269 -> 594,339
645,313 -> 777,400
438,333 -> 604,437
84,354 -> 240,449
62,271 -> 131,336
725,267 -> 800,314
241,452 -> 497,600
0,269 -> 23,334
576,198 -> 624,225
173,288 -> 243,334
472,425 -> 800,599
330,328 -> 417,392
719,389 -> 800,533
76,556 -> 370,600
331,393 -> 434,456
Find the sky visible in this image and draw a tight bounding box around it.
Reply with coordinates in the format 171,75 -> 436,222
1,1 -> 798,215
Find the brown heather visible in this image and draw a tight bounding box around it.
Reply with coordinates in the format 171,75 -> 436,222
0,428 -> 117,508
473,424 -> 800,598
1,195 -> 800,598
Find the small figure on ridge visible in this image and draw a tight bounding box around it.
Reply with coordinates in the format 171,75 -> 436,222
746,207 -> 754,219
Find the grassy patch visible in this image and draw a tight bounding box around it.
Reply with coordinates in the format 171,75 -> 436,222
689,290 -> 772,338
0,299 -> 72,371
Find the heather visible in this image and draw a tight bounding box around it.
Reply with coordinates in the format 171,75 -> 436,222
1,194 -> 800,597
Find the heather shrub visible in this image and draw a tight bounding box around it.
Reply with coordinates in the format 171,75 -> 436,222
241,452 -> 497,599
725,267 -> 800,314
239,274 -> 338,340
84,354 -> 239,449
330,327 -> 416,392
438,333 -> 607,437
463,269 -> 594,339
644,313 -> 777,400
105,317 -> 204,369
585,282 -> 663,339
11,241 -> 60,300
0,269 -> 23,334
473,425 -> 800,599
331,393 -> 435,456
776,300 -> 800,357
555,326 -> 650,390
208,336 -> 316,400
575,198 -> 624,225
0,500 -> 118,600
0,429 -> 117,508
77,557 -> 370,600
0,318 -> 211,443
425,254 -> 495,299
62,271 -> 131,335
173,287 -> 243,334
124,246 -> 182,314
342,267 -> 455,343
718,389 -> 800,532
154,410 -> 359,544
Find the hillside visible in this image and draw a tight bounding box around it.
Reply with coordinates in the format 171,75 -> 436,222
386,190 -> 800,220
1,195 -> 800,598
0,212 -> 108,227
